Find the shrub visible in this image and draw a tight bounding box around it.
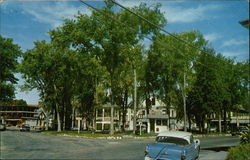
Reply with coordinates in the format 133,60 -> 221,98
227,144 -> 250,160
240,126 -> 250,144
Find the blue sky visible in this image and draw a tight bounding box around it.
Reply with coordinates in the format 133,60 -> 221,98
0,0 -> 249,104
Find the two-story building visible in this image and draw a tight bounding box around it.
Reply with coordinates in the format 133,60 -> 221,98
137,99 -> 182,133
0,104 -> 40,128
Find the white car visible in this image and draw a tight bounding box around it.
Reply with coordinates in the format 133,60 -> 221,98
145,131 -> 200,160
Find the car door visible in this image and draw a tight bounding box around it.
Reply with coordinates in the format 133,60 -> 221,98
185,136 -> 197,160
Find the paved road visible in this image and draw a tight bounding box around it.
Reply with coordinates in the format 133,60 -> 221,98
0,130 -> 240,160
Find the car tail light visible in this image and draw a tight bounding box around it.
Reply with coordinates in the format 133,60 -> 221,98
181,155 -> 186,160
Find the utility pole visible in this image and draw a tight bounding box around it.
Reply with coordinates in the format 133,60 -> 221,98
183,72 -> 187,132
133,69 -> 137,134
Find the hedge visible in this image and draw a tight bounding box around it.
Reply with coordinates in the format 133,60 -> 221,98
227,144 -> 250,160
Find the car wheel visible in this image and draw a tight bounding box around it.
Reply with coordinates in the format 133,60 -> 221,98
195,147 -> 200,160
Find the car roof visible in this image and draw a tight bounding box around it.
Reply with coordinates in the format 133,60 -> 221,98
157,131 -> 192,143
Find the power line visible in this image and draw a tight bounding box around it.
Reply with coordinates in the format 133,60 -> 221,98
78,0 -> 230,72
108,0 -> 207,55
108,0 -> 246,65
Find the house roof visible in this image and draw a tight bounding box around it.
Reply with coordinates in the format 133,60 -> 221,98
94,104 -> 120,109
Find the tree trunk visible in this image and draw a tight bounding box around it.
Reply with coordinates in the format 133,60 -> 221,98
56,103 -> 61,132
122,91 -> 128,132
188,114 -> 192,131
223,106 -> 227,133
110,74 -> 114,135
53,84 -> 61,132
218,111 -> 222,133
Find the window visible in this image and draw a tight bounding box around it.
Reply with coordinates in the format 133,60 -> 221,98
162,120 -> 168,126
97,109 -> 102,117
104,124 -> 110,130
162,110 -> 167,115
156,136 -> 189,146
152,98 -> 155,105
104,108 -> 111,117
156,120 -> 161,125
190,135 -> 194,144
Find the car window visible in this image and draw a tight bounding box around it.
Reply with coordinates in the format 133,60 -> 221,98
190,135 -> 194,144
156,136 -> 189,145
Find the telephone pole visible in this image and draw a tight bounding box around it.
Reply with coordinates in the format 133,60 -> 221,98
133,69 -> 137,134
183,72 -> 187,132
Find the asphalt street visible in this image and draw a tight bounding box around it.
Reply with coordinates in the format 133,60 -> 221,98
0,130 -> 240,160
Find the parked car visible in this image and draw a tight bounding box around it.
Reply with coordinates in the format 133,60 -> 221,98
208,127 -> 217,133
20,124 -> 30,132
231,126 -> 249,136
144,131 -> 200,160
0,124 -> 6,131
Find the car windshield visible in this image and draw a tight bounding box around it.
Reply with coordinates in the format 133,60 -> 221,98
156,136 -> 189,146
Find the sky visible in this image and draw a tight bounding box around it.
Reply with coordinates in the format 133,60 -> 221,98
0,0 -> 249,104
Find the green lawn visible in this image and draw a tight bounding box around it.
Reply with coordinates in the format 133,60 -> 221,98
41,130 -> 156,138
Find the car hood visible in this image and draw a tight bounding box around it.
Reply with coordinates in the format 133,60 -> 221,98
147,143 -> 184,159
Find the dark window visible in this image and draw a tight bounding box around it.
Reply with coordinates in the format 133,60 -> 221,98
190,135 -> 194,143
172,110 -> 174,117
162,120 -> 168,126
152,98 -> 155,105
97,109 -> 102,117
156,136 -> 189,146
104,124 -> 110,130
156,120 -> 161,125
104,109 -> 111,117
142,110 -> 146,115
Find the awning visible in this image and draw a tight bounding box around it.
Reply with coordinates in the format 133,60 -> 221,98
147,114 -> 169,119
5,119 -> 22,121
231,119 -> 250,124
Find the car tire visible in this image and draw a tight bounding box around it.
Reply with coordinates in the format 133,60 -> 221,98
195,147 -> 200,160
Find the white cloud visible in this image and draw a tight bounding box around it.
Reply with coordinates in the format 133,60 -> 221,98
117,0 -> 141,8
204,33 -> 222,42
221,39 -> 248,47
20,2 -> 90,28
221,50 -> 248,59
116,1 -> 222,24
163,4 -> 221,23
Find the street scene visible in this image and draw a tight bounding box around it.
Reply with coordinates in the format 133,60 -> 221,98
0,0 -> 249,160
1,129 -> 240,160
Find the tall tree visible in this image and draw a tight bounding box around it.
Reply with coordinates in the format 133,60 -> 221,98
0,35 -> 22,104
147,31 -> 207,129
48,2 -> 166,134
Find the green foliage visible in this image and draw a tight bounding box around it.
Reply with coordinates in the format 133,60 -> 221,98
240,127 -> 250,144
19,3 -> 166,132
0,35 -> 22,103
11,99 -> 27,106
18,2 -> 248,134
227,144 -> 250,160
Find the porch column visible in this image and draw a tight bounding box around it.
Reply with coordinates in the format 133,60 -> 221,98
154,119 -> 156,132
147,120 -> 150,133
102,108 -> 105,130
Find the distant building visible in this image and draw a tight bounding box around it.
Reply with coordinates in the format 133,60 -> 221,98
94,104 -> 120,132
0,105 -> 40,128
138,99 -> 182,133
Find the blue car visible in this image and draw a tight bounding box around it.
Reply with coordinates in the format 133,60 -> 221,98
145,131 -> 200,160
